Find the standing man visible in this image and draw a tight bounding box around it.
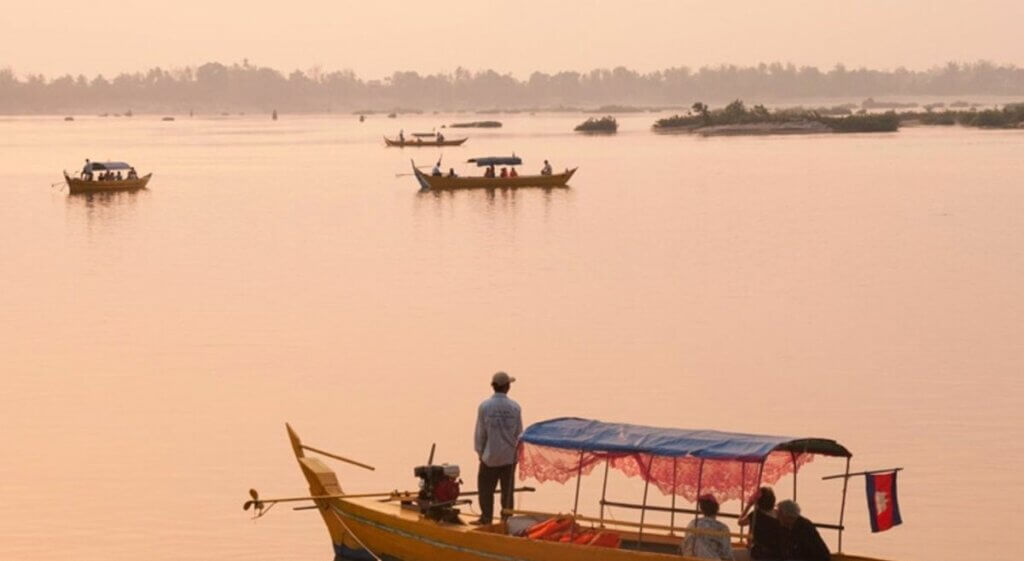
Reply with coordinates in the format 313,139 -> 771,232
473,371 -> 522,525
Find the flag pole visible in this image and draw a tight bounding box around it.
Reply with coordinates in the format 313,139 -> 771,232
821,467 -> 903,481
837,456 -> 852,553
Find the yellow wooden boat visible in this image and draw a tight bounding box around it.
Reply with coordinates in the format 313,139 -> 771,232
385,136 -> 467,147
413,158 -> 576,190
64,161 -> 151,194
247,421 -> 898,561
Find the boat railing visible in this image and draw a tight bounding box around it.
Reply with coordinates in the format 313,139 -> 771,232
502,508 -> 746,540
599,500 -> 845,531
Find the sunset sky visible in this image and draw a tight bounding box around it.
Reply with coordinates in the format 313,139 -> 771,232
4,0 -> 1023,78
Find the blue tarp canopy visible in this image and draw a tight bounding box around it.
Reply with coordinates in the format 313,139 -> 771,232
467,156 -> 522,167
521,417 -> 850,461
88,161 -> 132,171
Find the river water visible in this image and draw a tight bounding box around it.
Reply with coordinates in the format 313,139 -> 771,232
1,114 -> 1021,561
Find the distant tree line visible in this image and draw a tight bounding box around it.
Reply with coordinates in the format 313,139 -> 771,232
2,60 -> 1023,114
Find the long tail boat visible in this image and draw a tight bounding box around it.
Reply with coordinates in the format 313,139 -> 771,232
384,136 -> 467,147
412,157 -> 577,190
246,419 -> 897,561
64,161 -> 151,194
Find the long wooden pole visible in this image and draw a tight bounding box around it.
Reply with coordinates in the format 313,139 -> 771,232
570,450 -> 585,541
821,467 -> 903,480
670,457 -> 678,536
637,456 -> 653,546
599,457 -> 611,526
837,456 -> 852,553
694,458 -> 705,522
791,451 -> 798,501
301,445 -> 376,471
251,486 -> 536,508
504,508 -> 746,539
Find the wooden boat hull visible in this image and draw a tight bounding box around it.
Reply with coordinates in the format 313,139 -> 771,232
65,173 -> 152,194
385,136 -> 467,147
413,165 -> 576,190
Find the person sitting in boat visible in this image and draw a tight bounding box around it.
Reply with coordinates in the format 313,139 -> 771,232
484,165 -> 496,178
499,167 -> 508,178
437,132 -> 445,142
431,162 -> 443,176
738,487 -> 781,560
81,159 -> 93,180
127,167 -> 138,179
116,171 -> 123,180
509,167 -> 518,177
680,495 -> 734,560
776,500 -> 830,561
540,160 -> 553,175
447,168 -> 458,177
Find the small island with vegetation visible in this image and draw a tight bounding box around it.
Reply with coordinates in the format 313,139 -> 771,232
654,100 -> 900,135
900,103 -> 1024,128
450,120 -> 502,128
575,115 -> 618,133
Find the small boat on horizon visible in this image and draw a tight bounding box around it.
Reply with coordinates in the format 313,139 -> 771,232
385,136 -> 468,147
64,161 -> 151,194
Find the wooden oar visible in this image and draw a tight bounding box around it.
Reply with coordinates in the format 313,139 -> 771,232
244,488 -> 417,512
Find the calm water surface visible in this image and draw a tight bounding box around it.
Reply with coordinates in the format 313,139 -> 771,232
1,115 -> 1022,561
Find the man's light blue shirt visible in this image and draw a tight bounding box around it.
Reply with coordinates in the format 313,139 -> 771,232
474,393 -> 523,467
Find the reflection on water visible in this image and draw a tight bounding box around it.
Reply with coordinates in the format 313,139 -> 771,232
0,116 -> 1022,561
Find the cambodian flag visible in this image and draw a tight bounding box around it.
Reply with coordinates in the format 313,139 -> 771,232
865,471 -> 902,532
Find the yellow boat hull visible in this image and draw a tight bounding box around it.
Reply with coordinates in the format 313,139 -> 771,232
64,173 -> 152,194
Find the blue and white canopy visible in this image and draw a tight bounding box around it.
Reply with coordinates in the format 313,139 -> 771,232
521,417 -> 849,460
467,156 -> 522,167
518,418 -> 850,501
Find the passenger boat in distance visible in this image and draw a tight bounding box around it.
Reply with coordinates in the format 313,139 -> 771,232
412,156 -> 577,190
246,419 -> 897,561
384,136 -> 467,147
64,161 -> 151,194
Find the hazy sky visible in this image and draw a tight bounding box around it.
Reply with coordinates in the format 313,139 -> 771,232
3,0 -> 1022,79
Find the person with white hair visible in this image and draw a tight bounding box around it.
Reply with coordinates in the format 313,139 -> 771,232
776,500 -> 831,561
680,494 -> 734,560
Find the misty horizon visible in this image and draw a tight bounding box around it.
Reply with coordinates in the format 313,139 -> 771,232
3,60 -> 1024,114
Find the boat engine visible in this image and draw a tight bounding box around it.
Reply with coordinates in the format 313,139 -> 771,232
412,463 -> 463,522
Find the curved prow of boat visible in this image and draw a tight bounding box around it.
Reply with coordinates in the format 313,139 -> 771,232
285,424 -> 361,557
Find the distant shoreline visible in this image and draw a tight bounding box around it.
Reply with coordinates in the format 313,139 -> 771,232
3,60 -> 1024,115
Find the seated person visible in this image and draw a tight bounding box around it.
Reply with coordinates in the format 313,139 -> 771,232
447,168 -> 457,177
500,167 -> 508,178
509,167 -> 518,177
776,500 -> 830,561
127,167 -> 138,179
540,160 -> 553,175
680,495 -> 734,560
431,163 -> 443,176
116,171 -> 123,180
437,133 -> 445,142
739,487 -> 780,560
484,165 -> 495,178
